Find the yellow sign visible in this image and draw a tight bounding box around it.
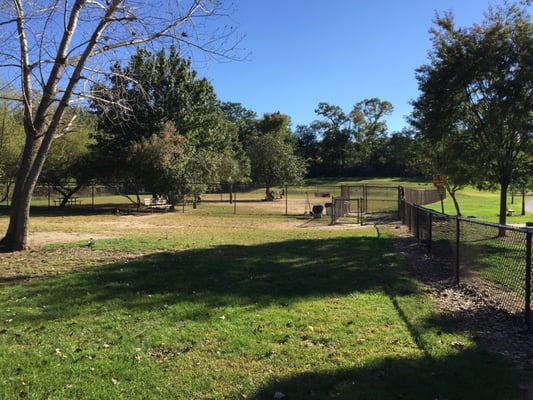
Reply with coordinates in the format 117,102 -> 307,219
433,175 -> 447,187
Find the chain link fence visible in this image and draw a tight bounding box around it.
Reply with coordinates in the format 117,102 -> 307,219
400,200 -> 532,329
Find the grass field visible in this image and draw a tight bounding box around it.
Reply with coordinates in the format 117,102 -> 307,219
423,185 -> 533,225
0,197 -> 528,399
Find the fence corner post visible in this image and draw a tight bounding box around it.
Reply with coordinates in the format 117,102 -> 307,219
525,230 -> 532,331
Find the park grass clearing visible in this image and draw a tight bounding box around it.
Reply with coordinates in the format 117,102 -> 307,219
0,206 -> 528,399
424,185 -> 533,225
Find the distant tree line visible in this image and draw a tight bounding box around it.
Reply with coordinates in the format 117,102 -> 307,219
0,46 -> 421,210
294,100 -> 417,178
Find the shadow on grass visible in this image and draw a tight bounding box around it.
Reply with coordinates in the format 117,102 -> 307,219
11,236 -> 416,322
249,349 -> 521,399
2,234 -> 527,398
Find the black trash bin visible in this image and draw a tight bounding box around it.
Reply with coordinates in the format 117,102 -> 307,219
312,204 -> 324,218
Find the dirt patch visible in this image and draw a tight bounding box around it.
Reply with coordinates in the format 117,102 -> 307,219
27,231 -> 115,248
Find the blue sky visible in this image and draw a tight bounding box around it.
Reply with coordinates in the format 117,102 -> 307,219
197,0 -> 528,133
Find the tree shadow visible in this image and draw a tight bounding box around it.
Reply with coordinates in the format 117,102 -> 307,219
2,234 -> 527,398
248,349 -> 522,399
8,236 -> 418,323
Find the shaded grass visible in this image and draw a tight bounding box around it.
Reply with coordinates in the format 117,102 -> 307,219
0,217 -> 526,399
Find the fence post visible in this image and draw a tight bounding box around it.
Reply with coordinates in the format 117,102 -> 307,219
285,184 -> 288,216
364,185 -> 368,213
526,230 -> 532,331
414,207 -> 419,240
427,212 -> 433,258
359,197 -> 363,226
455,218 -> 461,285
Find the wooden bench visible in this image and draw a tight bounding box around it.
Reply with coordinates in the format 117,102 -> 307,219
144,198 -> 171,211
507,208 -> 515,216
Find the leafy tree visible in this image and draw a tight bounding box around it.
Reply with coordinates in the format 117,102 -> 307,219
311,103 -> 353,176
0,1 -> 238,251
220,102 -> 258,145
410,2 -> 533,226
247,134 -> 307,196
350,98 -> 393,168
90,47 -> 234,204
294,124 -> 322,177
39,110 -> 96,206
309,99 -> 393,177
247,113 -> 307,196
0,98 -> 24,203
411,132 -> 472,215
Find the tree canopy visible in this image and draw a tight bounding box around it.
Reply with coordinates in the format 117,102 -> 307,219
410,2 -> 533,225
90,47 -> 236,204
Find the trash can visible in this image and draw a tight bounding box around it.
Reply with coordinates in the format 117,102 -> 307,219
325,202 -> 333,216
312,204 -> 324,218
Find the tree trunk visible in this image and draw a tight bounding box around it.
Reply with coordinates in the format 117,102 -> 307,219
0,130 -> 50,252
446,186 -> 462,216
0,173 -> 36,252
450,191 -> 462,216
498,180 -> 509,237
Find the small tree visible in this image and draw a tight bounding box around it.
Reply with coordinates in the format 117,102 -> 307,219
247,132 -> 307,197
39,110 -> 95,206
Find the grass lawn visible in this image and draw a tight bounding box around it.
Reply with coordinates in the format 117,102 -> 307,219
0,202 -> 528,399
423,185 -> 533,225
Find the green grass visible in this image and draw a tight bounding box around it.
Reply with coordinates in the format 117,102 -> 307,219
424,186 -> 533,224
0,206 -> 527,399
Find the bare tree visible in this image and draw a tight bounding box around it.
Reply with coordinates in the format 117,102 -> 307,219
0,0 -> 239,251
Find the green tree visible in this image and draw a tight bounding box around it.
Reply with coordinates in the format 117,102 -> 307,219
39,110 -> 96,206
0,98 -> 24,203
220,102 -> 258,145
247,134 -> 307,197
0,1 -> 237,251
410,2 -> 533,226
90,47 -> 234,204
247,113 -> 307,196
367,129 -> 415,177
350,98 -> 393,169
311,103 -> 353,176
295,124 -> 321,177
411,132 -> 472,215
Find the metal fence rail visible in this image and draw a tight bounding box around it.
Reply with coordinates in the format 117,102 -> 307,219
400,200 -> 532,329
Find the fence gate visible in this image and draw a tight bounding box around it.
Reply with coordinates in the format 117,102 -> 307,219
331,197 -> 362,225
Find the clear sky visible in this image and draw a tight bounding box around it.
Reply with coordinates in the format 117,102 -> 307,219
196,0 -> 530,133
